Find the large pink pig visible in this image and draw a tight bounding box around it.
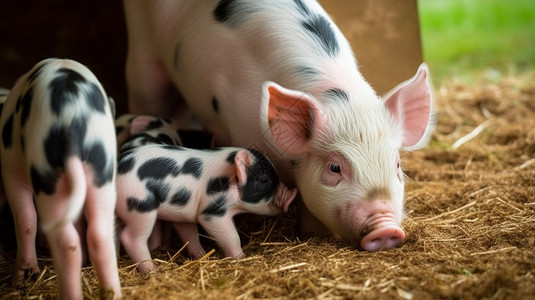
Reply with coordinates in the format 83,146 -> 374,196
123,0 -> 434,251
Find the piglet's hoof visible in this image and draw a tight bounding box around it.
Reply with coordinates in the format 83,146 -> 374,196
137,261 -> 157,278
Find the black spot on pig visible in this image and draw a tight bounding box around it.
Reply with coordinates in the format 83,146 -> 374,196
49,68 -> 86,115
85,82 -> 106,114
138,158 -> 181,181
15,95 -> 23,113
20,88 -> 34,128
240,149 -> 279,204
171,188 -> 191,206
147,180 -> 170,205
302,14 -> 340,57
30,166 -> 58,195
27,62 -> 47,84
146,119 -> 164,130
214,0 -> 237,22
2,114 -> 13,148
115,125 -> 125,136
296,66 -> 319,78
127,179 -> 170,212
202,194 -> 227,219
294,0 -> 311,16
43,126 -> 70,170
206,176 -> 231,195
156,133 -> 175,146
118,154 -> 136,174
226,151 -> 238,165
212,97 -> 219,113
325,88 -> 349,102
82,142 -> 113,186
182,157 -> 203,179
214,0 -> 255,27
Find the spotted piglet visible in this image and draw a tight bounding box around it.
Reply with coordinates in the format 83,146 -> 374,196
0,59 -> 121,299
116,144 -> 297,273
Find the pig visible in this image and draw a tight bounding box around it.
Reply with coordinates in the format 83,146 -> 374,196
123,0 -> 435,251
0,58 -> 122,299
115,144 -> 297,273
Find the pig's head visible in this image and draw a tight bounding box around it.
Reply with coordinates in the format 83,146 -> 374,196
233,148 -> 297,216
260,63 -> 434,251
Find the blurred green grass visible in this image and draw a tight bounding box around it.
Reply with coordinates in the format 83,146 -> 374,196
418,0 -> 535,83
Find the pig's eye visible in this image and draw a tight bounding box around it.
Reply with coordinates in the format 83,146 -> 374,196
329,162 -> 341,173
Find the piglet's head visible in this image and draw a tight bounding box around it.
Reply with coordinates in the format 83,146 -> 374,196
233,149 -> 297,216
260,63 -> 434,251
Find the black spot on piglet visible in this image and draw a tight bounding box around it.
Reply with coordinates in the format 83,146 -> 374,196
212,97 -> 220,112
171,188 -> 191,206
181,157 -> 203,179
206,176 -> 231,195
137,158 -> 181,181
49,68 -> 87,115
118,154 -> 136,174
2,114 -> 13,148
202,195 -> 227,219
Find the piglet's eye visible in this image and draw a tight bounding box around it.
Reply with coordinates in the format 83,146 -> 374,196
329,162 -> 341,173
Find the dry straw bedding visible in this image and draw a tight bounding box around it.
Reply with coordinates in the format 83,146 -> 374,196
1,74 -> 535,299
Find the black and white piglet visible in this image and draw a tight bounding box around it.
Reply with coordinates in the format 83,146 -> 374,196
0,58 -> 121,299
116,144 -> 297,273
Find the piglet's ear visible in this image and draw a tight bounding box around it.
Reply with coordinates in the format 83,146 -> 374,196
384,63 -> 434,150
260,81 -> 326,157
129,115 -> 158,135
234,150 -> 252,186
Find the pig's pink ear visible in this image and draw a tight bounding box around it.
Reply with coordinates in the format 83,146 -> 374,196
260,81 -> 325,157
234,150 -> 252,186
129,115 -> 158,135
384,63 -> 434,150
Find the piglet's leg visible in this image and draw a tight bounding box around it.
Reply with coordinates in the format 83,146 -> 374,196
84,183 -> 122,298
200,217 -> 244,259
120,211 -> 157,274
45,220 -> 83,300
36,191 -> 83,300
4,178 -> 40,282
172,222 -> 206,259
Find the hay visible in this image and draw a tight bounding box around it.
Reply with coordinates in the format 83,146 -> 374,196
1,73 -> 535,299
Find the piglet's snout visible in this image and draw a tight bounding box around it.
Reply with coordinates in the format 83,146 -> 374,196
274,185 -> 297,213
359,213 -> 405,252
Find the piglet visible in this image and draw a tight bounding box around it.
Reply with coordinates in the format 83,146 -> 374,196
116,144 -> 297,273
0,58 -> 122,299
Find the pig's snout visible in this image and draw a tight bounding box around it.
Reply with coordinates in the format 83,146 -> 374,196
359,213 -> 405,251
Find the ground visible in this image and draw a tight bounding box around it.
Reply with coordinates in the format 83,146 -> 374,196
1,73 -> 534,299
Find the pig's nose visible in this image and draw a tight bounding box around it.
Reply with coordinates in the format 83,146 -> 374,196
360,225 -> 405,251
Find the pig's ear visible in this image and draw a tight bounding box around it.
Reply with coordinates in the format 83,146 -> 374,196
129,115 -> 158,135
234,150 -> 252,186
260,81 -> 325,157
384,63 -> 435,151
